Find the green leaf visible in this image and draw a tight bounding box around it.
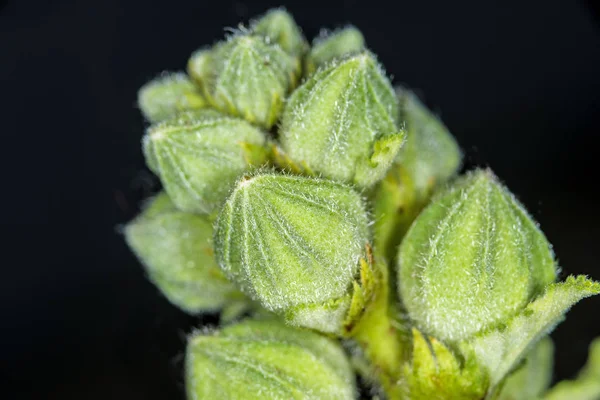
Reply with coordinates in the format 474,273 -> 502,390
497,337 -> 554,400
543,338 -> 600,400
461,276 -> 600,394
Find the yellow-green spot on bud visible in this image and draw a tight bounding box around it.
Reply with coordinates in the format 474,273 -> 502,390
305,26 -> 365,75
142,109 -> 268,215
124,192 -> 243,313
214,173 -> 371,334
191,33 -> 299,128
137,72 -> 206,123
398,169 -> 558,343
373,87 -> 462,260
250,8 -> 309,59
280,52 -> 405,188
186,319 -> 356,400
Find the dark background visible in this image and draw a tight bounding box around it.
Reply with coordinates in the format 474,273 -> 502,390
2,0 -> 600,398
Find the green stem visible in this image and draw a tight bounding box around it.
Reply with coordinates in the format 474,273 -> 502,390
350,262 -> 406,399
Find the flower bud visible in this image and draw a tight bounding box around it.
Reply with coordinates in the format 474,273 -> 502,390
280,52 -> 404,188
398,169 -> 557,342
137,72 -> 206,123
124,192 -> 243,313
214,173 -> 371,334
250,8 -> 308,58
372,87 -> 461,260
187,49 -> 211,88
305,26 -> 365,75
189,33 -> 299,128
395,86 -> 462,201
186,319 -> 356,399
142,109 -> 268,214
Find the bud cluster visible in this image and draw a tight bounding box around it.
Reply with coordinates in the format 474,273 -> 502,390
125,7 -> 599,400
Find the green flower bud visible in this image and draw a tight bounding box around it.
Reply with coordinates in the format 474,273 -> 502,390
124,192 -> 243,313
137,72 -> 206,123
373,87 -> 462,260
280,52 -> 405,188
398,169 -> 557,342
187,49 -> 211,88
186,319 -> 356,399
398,169 -> 600,393
305,26 -> 365,75
250,8 -> 308,58
395,86 -> 462,201
190,33 -> 300,128
214,173 -> 373,334
142,109 -> 268,214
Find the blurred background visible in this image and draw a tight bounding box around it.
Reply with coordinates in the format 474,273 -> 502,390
2,0 -> 599,398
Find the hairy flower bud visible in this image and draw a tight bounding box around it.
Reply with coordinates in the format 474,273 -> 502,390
186,319 -> 356,399
124,192 -> 243,313
250,8 -> 308,58
398,169 -> 557,342
280,52 -> 404,188
142,109 -> 268,214
399,170 -> 600,394
137,72 -> 206,123
373,87 -> 462,260
395,86 -> 462,201
214,173 -> 371,333
189,33 -> 299,128
305,26 -> 365,75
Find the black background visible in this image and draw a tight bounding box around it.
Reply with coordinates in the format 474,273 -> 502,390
2,0 -> 600,398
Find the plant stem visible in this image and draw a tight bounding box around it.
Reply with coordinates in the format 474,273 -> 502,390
350,261 -> 406,399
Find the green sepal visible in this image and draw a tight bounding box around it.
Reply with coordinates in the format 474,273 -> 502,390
137,72 -> 207,123
355,132 -> 405,190
124,192 -> 245,314
460,276 -> 600,396
185,319 -> 356,400
400,328 -> 488,400
142,109 -> 268,214
305,26 -> 365,75
497,337 -> 553,400
543,337 -> 600,400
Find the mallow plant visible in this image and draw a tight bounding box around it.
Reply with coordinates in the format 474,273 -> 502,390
124,8 -> 600,400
